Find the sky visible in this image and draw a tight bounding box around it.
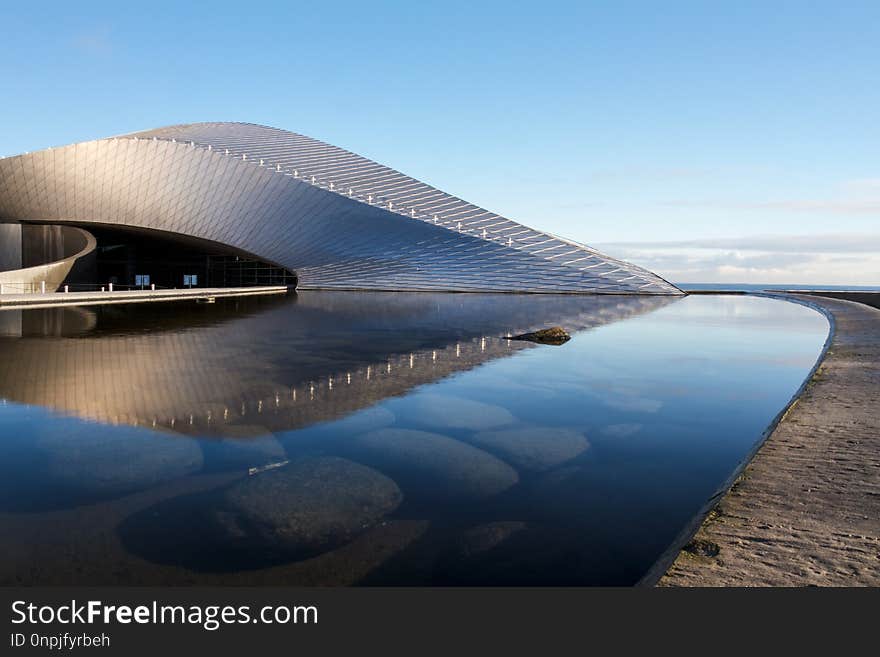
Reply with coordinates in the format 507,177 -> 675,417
1,1 -> 877,284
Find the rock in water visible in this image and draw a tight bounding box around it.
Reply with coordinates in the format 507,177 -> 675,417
36,425 -> 203,501
225,456 -> 402,553
356,429 -> 519,500
470,427 -> 589,471
453,521 -> 529,558
393,394 -> 515,431
506,326 -> 570,345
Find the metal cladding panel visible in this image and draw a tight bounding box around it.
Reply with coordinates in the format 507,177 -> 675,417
0,223 -> 22,272
0,123 -> 681,294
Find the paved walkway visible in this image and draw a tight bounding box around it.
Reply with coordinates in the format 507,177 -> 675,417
0,286 -> 289,309
657,294 -> 879,586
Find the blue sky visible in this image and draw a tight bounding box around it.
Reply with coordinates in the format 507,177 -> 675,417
1,1 -> 877,283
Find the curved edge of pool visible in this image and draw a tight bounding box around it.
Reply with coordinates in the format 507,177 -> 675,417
637,292 -> 835,586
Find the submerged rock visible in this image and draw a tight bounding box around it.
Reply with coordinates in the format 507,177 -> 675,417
208,434 -> 287,471
506,326 -> 571,345
37,425 -> 203,498
600,423 -> 642,438
434,523 -> 598,585
319,405 -> 396,435
470,427 -> 589,471
394,394 -> 515,431
225,456 -> 402,553
355,428 -> 519,500
453,521 -> 529,558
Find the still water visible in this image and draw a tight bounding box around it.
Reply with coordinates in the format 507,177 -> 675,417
0,292 -> 827,585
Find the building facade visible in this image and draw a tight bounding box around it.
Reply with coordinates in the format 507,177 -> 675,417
0,123 -> 680,294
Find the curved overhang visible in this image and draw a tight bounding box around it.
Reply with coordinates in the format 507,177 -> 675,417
0,225 -> 96,293
0,123 -> 682,295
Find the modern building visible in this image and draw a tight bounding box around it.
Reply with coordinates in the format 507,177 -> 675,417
0,123 -> 680,295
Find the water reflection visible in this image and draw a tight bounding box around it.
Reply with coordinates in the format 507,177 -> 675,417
0,293 -> 828,585
0,292 -> 674,437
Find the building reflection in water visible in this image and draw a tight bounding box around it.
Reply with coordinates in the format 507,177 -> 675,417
0,291 -> 830,585
0,291 -> 677,438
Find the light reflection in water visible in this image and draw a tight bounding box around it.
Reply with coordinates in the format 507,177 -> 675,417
0,292 -> 827,585
0,292 -> 674,436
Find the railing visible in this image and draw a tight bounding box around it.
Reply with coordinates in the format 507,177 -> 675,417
0,282 -> 173,295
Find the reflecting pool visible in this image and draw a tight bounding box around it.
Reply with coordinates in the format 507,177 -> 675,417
0,292 -> 828,585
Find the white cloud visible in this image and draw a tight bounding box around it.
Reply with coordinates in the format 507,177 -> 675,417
599,233 -> 880,253
596,233 -> 880,285
843,178 -> 880,192
654,175 -> 880,217
659,199 -> 880,215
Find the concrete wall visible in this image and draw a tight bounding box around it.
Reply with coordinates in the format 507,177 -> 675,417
0,226 -> 96,294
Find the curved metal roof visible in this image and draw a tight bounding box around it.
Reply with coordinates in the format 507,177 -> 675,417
0,122 -> 680,294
